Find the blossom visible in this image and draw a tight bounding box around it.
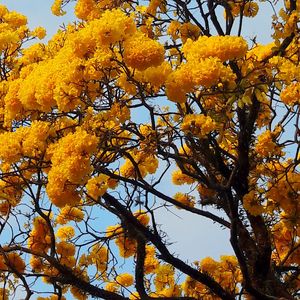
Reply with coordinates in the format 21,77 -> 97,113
183,36 -> 248,62
243,190 -> 264,216
280,82 -> 300,106
31,26 -> 46,39
181,114 -> 217,138
56,241 -> 76,257
116,273 -> 134,286
0,252 -> 26,273
173,192 -> 195,208
123,32 -> 165,70
56,226 -> 75,241
172,169 -> 196,185
86,174 -> 118,200
46,129 -> 98,207
255,130 -> 282,157
56,206 -> 84,224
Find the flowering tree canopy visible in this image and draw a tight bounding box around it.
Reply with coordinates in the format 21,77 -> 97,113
0,0 -> 299,299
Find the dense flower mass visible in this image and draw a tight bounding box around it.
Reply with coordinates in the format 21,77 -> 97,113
123,31 -> 165,70
0,1 -> 299,300
182,36 -> 248,62
46,129 -> 98,207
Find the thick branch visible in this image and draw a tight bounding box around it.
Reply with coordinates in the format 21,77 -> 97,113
102,193 -> 235,300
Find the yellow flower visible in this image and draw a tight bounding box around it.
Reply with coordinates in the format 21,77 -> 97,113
173,192 -> 195,208
56,206 -> 84,225
183,36 -> 248,62
116,273 -> 134,287
56,226 -> 75,241
172,169 -> 196,185
105,282 -> 119,292
255,130 -> 282,157
123,32 -> 165,70
51,0 -> 65,16
181,114 -> 216,138
243,190 -> 264,216
280,82 -> 300,106
56,241 -> 76,257
31,26 -> 46,39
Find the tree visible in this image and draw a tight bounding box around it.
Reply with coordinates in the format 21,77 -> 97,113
0,0 -> 299,299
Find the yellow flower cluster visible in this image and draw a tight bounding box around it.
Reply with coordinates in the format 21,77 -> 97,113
78,243 -> 108,277
106,223 -> 137,258
89,243 -> 108,273
182,256 -> 242,298
0,252 -> 26,274
74,0 -> 101,20
134,210 -> 150,226
280,82 -> 300,106
46,129 -> 98,207
255,129 -> 282,157
166,57 -> 236,103
165,65 -> 194,103
167,21 -> 201,43
106,211 -> 150,258
0,176 -> 23,215
0,121 -> 50,164
165,35 -> 247,102
271,221 -> 299,264
51,0 -> 65,16
30,26 -> 46,39
181,114 -> 216,138
269,56 -> 300,84
57,241 -> 76,257
183,36 -> 248,62
115,237 -> 136,258
28,217 -> 51,253
74,0 -> 126,20
86,174 -> 118,200
56,241 -> 76,268
56,226 -> 75,241
87,9 -> 136,46
116,273 -> 134,287
226,1 -> 259,18
172,169 -> 196,185
246,43 -> 275,62
272,9 -> 299,43
56,205 -> 85,225
154,264 -> 175,292
173,192 -> 195,208
144,245 -> 159,274
4,9 -> 138,121
0,5 -> 27,53
123,32 -> 165,71
120,150 -> 158,179
105,282 -> 119,293
133,61 -> 172,93
197,184 -> 217,202
243,190 -> 264,216
267,171 -> 300,218
146,0 -> 166,15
